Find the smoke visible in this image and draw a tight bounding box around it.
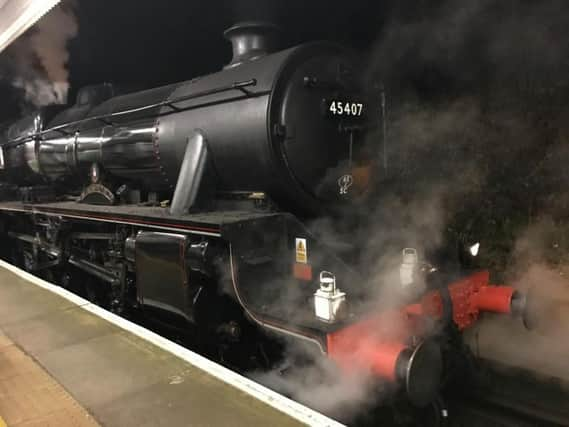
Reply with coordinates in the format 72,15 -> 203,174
465,221 -> 569,383
363,0 -> 569,277
0,1 -> 77,107
262,111 -> 481,417
253,0 -> 569,418
367,0 -> 569,95
253,344 -> 379,420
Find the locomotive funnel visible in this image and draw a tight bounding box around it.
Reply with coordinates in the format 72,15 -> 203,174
224,21 -> 280,68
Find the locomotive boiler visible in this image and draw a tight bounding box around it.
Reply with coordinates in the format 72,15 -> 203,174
1,22 -> 371,215
0,22 -> 535,418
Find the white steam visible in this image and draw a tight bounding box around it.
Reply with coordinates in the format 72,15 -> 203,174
4,2 -> 77,106
255,0 -> 569,419
253,347 -> 379,420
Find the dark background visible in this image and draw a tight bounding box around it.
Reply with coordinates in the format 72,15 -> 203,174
67,0 -> 387,93
0,0 -> 388,120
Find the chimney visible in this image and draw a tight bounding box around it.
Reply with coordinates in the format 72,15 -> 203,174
224,22 -> 280,68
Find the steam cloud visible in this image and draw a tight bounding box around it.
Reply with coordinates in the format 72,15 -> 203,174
466,222 -> 569,383
0,1 -> 77,106
254,0 -> 569,419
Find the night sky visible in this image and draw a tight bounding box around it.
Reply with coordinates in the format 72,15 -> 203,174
0,0 -> 393,121
2,0 -> 567,117
67,0 -> 387,99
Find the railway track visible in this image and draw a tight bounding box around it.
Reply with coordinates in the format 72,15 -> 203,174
449,361 -> 569,427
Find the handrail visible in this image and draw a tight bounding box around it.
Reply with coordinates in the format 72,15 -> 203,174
5,79 -> 260,147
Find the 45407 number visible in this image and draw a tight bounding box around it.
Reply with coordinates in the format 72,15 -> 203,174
328,100 -> 364,116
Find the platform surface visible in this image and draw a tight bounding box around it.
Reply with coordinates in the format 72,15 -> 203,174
0,261 -> 337,427
0,332 -> 99,426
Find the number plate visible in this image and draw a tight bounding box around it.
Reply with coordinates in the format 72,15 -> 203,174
326,99 -> 365,118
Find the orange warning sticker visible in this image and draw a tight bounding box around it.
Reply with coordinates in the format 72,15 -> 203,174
295,238 -> 308,264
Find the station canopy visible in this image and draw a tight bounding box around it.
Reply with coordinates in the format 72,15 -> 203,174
0,0 -> 60,53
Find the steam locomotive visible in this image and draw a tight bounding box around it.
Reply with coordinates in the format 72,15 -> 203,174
0,22 -> 532,417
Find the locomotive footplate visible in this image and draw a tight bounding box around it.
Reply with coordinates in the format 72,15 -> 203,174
0,199 -> 282,237
0,199 -> 350,338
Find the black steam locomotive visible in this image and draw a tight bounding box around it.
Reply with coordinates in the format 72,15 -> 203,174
0,22 -> 530,417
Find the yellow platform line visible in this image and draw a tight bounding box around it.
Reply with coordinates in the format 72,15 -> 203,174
0,415 -> 7,427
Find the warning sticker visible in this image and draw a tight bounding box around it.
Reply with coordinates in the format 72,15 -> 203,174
295,238 -> 308,264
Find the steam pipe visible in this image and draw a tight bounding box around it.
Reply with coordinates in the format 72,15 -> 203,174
169,130 -> 209,216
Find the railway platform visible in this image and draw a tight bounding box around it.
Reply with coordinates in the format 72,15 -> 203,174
0,260 -> 342,427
